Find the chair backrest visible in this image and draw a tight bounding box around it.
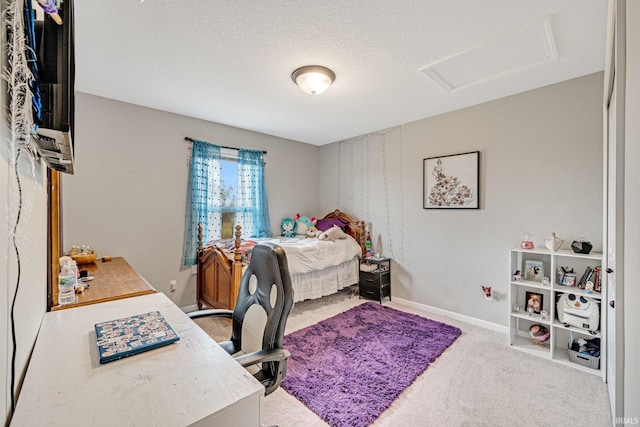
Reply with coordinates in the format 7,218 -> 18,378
230,242 -> 294,394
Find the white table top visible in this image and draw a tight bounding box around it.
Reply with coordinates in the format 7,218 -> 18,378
11,292 -> 263,426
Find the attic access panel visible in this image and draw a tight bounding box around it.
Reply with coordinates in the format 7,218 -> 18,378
421,18 -> 558,92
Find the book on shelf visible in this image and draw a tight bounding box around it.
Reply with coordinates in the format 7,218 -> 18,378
577,266 -> 601,292
594,266 -> 602,293
578,266 -> 593,289
95,311 -> 180,364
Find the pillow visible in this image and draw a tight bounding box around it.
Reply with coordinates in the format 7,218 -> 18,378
316,217 -> 348,232
318,225 -> 348,241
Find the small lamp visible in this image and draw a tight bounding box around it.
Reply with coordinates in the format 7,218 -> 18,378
291,65 -> 336,95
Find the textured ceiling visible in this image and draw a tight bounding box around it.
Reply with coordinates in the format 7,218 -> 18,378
73,0 -> 607,146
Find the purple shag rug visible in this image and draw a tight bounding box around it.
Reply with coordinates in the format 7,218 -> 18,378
281,302 -> 462,427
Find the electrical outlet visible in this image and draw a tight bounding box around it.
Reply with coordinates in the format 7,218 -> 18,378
169,280 -> 177,292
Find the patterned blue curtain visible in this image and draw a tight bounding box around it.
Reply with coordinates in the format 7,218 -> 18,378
236,149 -> 272,237
183,140 -> 222,265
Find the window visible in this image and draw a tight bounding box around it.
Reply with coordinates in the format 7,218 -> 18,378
220,151 -> 238,240
183,141 -> 272,266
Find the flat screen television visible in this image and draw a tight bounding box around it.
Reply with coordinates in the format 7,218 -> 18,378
33,0 -> 75,174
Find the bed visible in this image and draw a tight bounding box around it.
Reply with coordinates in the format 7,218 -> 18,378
196,209 -> 366,310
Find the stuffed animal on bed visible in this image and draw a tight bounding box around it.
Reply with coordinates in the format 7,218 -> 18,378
294,214 -> 317,236
281,217 -> 296,237
306,226 -> 320,238
317,225 -> 348,241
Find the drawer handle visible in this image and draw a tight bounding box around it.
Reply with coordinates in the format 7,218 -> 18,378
364,278 -> 375,282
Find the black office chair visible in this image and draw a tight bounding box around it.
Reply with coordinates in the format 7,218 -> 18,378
188,242 -> 294,395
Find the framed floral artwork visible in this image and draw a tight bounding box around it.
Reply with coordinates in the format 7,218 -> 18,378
423,151 -> 480,209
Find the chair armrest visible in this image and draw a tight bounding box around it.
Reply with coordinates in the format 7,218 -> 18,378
187,309 -> 233,320
234,349 -> 291,368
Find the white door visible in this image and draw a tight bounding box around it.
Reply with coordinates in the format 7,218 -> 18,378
606,79 -> 623,419
604,0 -> 625,419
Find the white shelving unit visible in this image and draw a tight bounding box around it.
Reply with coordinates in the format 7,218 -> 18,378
508,247 -> 605,377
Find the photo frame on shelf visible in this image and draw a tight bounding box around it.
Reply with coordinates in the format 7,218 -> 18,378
423,151 -> 480,209
524,260 -> 544,282
525,291 -> 544,314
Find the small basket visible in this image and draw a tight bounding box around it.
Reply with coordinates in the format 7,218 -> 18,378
557,271 -> 577,287
568,348 -> 600,370
70,253 -> 97,265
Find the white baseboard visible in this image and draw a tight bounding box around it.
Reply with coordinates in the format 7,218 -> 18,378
183,296 -> 507,334
392,297 -> 507,335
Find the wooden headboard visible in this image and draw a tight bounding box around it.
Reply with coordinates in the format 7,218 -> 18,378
321,209 -> 366,258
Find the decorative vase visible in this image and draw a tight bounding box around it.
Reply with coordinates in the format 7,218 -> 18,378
544,232 -> 564,252
571,240 -> 593,254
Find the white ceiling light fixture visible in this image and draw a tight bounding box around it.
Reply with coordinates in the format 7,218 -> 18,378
291,65 -> 336,95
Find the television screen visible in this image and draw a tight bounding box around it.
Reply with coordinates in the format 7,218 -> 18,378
33,0 -> 75,174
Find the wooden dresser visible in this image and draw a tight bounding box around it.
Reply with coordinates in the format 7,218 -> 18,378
51,257 -> 155,311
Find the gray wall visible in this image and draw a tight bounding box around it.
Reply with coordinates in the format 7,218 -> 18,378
62,93 -> 320,308
320,73 -> 604,326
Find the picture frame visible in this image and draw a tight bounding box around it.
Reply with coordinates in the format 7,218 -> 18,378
423,151 -> 480,209
524,260 -> 544,282
525,291 -> 544,314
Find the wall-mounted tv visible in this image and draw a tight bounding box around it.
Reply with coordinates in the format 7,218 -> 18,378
33,0 -> 75,174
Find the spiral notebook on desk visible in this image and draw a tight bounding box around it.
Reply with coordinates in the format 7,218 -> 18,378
95,311 -> 180,364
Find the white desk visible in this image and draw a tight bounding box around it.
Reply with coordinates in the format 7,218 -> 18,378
11,293 -> 264,426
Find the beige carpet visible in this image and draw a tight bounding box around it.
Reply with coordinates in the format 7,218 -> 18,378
193,288 -> 612,427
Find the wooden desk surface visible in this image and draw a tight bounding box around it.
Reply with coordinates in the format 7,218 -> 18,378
12,293 -> 264,426
52,257 -> 156,311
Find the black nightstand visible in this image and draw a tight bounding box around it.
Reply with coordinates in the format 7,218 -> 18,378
359,257 -> 391,303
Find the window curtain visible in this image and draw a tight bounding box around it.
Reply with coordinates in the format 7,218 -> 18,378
183,140 -> 222,265
236,149 -> 272,237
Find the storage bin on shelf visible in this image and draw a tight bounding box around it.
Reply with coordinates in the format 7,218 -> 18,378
568,336 -> 601,370
568,347 -> 600,370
